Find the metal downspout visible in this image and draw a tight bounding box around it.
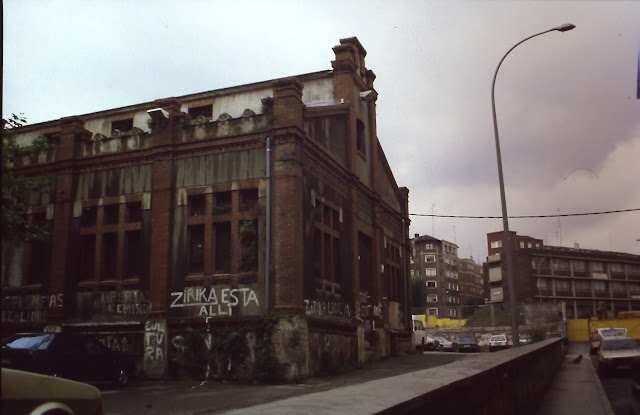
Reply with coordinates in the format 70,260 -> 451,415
402,218 -> 409,330
265,137 -> 272,313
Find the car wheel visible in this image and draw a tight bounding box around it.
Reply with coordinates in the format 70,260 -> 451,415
113,368 -> 129,387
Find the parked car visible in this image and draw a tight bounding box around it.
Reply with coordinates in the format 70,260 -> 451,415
597,336 -> 640,375
458,336 -> 480,353
1,367 -> 105,415
590,328 -> 626,355
1,332 -> 133,387
631,359 -> 640,415
433,336 -> 458,352
489,334 -> 510,352
518,333 -> 533,345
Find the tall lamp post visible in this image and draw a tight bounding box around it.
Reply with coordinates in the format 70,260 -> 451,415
491,23 -> 575,346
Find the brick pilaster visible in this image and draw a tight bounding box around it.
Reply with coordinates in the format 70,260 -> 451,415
49,117 -> 91,321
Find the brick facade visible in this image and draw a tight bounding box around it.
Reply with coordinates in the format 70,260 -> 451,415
2,38 -> 411,380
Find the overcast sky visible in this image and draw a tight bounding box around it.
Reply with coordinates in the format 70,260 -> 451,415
4,0 -> 639,261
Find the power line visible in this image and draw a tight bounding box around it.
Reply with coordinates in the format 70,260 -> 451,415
409,208 -> 640,219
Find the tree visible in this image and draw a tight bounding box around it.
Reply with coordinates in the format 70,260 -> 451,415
2,113 -> 55,241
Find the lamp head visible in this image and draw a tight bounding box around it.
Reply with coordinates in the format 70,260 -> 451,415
554,23 -> 576,32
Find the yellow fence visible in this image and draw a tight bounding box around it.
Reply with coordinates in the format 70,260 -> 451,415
416,314 -> 467,329
568,318 -> 640,341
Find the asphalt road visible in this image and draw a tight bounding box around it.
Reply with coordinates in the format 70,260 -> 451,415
101,351 -> 467,415
591,353 -> 635,415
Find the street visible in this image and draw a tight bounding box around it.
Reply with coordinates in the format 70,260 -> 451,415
101,351 -> 466,415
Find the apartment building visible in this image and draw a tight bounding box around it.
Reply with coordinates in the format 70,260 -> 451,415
484,231 -> 640,319
410,234 -> 460,318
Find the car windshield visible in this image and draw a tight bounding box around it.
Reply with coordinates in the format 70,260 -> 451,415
459,337 -> 476,344
2,334 -> 53,350
434,337 -> 448,343
490,336 -> 506,341
601,338 -> 639,351
520,334 -> 531,339
599,329 -> 616,337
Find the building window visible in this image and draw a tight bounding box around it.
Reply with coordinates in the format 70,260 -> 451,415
425,255 -> 436,263
593,281 -> 606,292
610,263 -> 624,273
111,118 -> 134,133
187,225 -> 205,274
188,104 -> 213,119
100,233 -> 118,280
79,196 -> 143,283
25,212 -> 52,285
519,241 -> 525,248
426,280 -> 437,288
426,268 -> 436,277
427,308 -> 438,316
490,240 -> 502,249
424,243 -> 434,251
592,262 -> 604,272
427,294 -> 438,303
356,119 -> 366,155
612,282 -> 626,293
382,242 -> 401,301
214,222 -> 231,273
184,186 -> 259,277
123,230 -> 143,278
79,235 -> 96,281
239,220 -> 258,272
553,259 -> 570,270
555,279 -> 571,291
313,199 -> 342,297
572,260 -> 586,271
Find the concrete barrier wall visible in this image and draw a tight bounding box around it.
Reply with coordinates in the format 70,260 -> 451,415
224,338 -> 565,415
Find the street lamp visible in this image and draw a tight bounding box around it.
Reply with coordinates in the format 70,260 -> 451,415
491,23 -> 575,346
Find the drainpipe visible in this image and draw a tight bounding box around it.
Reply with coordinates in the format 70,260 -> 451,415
402,218 -> 409,330
265,137 -> 272,313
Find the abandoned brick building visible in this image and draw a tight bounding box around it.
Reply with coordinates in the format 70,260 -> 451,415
1,37 -> 411,380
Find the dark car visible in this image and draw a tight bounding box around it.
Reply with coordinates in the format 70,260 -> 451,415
458,336 -> 480,353
1,332 -> 133,387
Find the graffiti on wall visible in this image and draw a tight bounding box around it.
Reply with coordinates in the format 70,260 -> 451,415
98,334 -> 132,354
169,286 -> 259,317
1,294 -> 63,323
304,299 -> 351,318
145,320 -> 165,362
99,290 -> 151,316
359,292 -> 382,332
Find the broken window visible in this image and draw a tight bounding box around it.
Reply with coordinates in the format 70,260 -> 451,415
188,194 -> 206,217
187,225 -> 204,274
239,220 -> 258,272
81,206 -> 97,227
240,188 -> 258,212
213,191 -> 231,214
214,222 -> 231,274
79,235 -> 96,281
188,105 -> 213,119
111,118 -> 134,133
126,202 -> 142,223
103,204 -> 120,225
124,230 -> 142,278
101,232 -> 118,279
356,119 -> 366,155
312,200 -> 342,297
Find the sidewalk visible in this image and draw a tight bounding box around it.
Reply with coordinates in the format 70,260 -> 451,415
536,342 -> 614,415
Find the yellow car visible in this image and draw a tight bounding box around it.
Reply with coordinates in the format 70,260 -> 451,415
1,368 -> 104,415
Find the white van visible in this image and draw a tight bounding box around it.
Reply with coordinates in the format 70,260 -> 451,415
412,315 -> 437,352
